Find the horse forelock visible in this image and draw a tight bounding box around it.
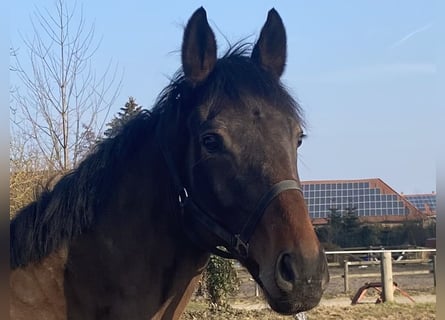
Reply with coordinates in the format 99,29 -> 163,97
186,43 -> 304,127
154,42 -> 304,120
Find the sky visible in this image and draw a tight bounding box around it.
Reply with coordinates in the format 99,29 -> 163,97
9,1 -> 442,195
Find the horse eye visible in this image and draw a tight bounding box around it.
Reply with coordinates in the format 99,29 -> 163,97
297,133 -> 306,148
202,134 -> 222,153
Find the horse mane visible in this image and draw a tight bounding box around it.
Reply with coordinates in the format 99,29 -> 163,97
10,43 -> 304,269
9,109 -> 155,269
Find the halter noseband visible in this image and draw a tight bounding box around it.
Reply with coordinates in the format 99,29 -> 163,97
179,179 -> 303,260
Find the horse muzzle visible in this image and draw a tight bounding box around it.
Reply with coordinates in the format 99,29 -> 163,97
263,250 -> 329,314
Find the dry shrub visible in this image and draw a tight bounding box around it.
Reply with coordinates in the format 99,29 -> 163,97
9,170 -> 62,218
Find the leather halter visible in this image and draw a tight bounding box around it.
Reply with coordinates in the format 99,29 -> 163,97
156,119 -> 303,260
182,179 -> 303,260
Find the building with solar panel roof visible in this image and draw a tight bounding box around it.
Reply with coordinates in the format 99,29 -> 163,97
402,193 -> 436,216
301,178 -> 436,226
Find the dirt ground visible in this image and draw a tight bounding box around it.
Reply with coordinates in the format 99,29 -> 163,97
182,302 -> 435,320
183,263 -> 436,319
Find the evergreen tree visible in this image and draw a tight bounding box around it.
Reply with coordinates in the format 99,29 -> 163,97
327,208 -> 343,245
343,206 -> 360,231
104,97 -> 142,138
341,206 -> 361,247
360,225 -> 382,246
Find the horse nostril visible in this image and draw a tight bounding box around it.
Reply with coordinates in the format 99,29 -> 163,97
279,253 -> 295,283
275,252 -> 298,292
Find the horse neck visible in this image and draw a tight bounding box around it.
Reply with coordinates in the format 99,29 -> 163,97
63,136 -> 209,320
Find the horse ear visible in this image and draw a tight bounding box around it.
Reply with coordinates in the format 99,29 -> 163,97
251,9 -> 287,78
182,7 -> 217,85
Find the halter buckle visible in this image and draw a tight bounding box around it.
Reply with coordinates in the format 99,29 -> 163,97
234,234 -> 249,258
178,188 -> 189,207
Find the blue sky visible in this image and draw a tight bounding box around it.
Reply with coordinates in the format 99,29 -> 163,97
10,1 -> 441,194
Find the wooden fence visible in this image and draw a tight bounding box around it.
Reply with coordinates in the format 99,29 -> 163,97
325,249 -> 436,301
240,248 -> 436,301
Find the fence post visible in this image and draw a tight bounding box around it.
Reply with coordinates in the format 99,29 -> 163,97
381,251 -> 394,302
433,255 -> 436,287
344,260 -> 349,293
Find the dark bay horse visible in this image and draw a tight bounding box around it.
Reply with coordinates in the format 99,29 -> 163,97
10,7 -> 329,320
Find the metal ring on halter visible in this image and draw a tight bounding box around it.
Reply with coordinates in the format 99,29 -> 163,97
178,188 -> 189,206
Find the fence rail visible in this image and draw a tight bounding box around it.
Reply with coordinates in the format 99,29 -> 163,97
324,249 -> 436,298
325,249 -> 436,255
328,258 -> 432,268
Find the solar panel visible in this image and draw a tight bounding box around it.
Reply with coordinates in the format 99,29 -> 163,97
302,180 -> 434,220
404,194 -> 436,212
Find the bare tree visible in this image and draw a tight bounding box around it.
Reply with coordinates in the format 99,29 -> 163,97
10,0 -> 122,172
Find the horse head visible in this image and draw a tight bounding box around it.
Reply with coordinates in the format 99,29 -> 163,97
161,7 -> 329,314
